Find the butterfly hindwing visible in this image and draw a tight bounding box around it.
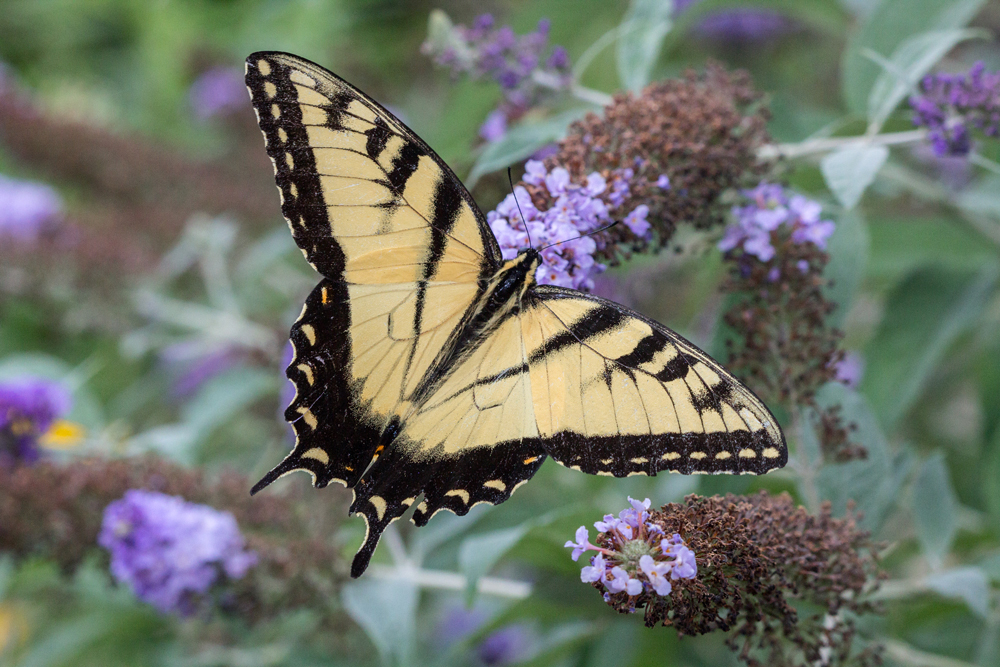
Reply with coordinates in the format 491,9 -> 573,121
522,287 -> 786,476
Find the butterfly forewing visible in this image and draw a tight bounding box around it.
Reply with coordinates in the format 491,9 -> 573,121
246,51 -> 786,579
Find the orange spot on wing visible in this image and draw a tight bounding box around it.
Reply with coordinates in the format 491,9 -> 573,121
523,456 -> 538,465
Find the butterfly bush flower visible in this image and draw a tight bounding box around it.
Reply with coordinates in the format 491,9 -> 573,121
189,67 -> 247,120
910,61 -> 1000,157
571,493 -> 883,667
423,12 -> 571,140
674,1 -> 795,42
566,497 -> 698,609
99,489 -> 257,616
719,183 -> 835,262
0,377 -> 73,465
717,184 -> 859,460
487,160 -> 649,290
548,64 -> 769,263
0,174 -> 63,243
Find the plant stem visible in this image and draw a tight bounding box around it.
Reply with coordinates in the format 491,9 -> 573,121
367,564 -> 532,599
758,129 -> 927,161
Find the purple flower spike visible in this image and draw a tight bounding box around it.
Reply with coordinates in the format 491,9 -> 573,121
479,109 -> 507,142
719,183 -> 834,262
909,61 -> 1000,157
564,525 -> 591,561
189,67 -> 246,120
656,174 -> 671,189
99,490 -> 257,615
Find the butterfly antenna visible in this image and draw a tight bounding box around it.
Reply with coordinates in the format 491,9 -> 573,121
538,219 -> 620,252
507,167 -> 533,248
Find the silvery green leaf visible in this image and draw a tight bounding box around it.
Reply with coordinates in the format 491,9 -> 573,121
466,108 -> 591,188
823,210 -> 869,328
924,566 -> 990,618
867,28 -> 987,132
616,0 -> 673,92
820,144 -> 889,210
342,574 -> 419,667
912,452 -> 958,569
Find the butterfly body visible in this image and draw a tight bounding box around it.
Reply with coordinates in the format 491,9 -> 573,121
245,52 -> 786,577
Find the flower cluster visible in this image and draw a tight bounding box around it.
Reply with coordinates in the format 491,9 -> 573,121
717,185 -> 858,459
910,61 -> 1000,157
488,160 -> 650,290
0,377 -> 72,465
422,12 -> 571,141
565,497 -> 698,605
99,489 -> 257,616
0,174 -> 63,243
719,182 -> 835,263
550,63 -> 770,262
675,1 -> 794,42
1,457 -> 346,626
620,493 -> 883,667
189,67 -> 247,121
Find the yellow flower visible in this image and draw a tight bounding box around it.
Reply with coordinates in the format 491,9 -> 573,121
39,419 -> 85,449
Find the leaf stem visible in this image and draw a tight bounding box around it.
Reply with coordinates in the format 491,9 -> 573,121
758,129 -> 927,161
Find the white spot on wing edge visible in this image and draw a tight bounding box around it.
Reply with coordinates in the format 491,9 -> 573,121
300,323 -> 317,345
257,59 -> 272,76
301,447 -> 329,464
369,495 -> 387,520
483,479 -> 506,491
445,489 -> 470,504
296,406 -> 318,430
297,363 -> 315,385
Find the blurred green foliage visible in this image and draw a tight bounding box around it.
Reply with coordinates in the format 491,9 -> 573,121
2,0 -> 1000,666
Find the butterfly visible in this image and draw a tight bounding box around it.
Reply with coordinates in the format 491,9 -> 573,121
245,52 -> 786,578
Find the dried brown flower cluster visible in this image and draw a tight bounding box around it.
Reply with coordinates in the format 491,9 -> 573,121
0,82 -> 277,274
0,456 -> 347,625
720,234 -> 862,461
541,63 -> 770,262
622,492 -> 884,667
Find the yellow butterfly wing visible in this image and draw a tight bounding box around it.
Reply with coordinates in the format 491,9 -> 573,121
246,52 -> 786,579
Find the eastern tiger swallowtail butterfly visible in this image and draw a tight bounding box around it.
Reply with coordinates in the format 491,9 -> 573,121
245,52 -> 787,577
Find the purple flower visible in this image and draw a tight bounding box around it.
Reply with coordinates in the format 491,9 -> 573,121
833,351 -> 864,389
910,62 -> 1000,157
656,174 -> 671,190
0,377 -> 72,465
478,624 -> 534,666
639,554 -> 673,595
719,184 -> 834,261
623,204 -> 651,237
675,1 -> 793,42
99,490 -> 257,615
189,67 -> 246,120
669,544 -> 698,580
488,162 -> 628,291
564,526 -> 592,561
581,552 -> 608,583
607,566 -> 642,595
159,341 -> 242,399
436,604 -> 488,646
425,14 -> 571,125
0,175 -> 63,243
479,109 -> 507,142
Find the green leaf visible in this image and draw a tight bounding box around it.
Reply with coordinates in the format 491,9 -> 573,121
180,366 -> 277,437
867,28 -> 988,132
341,574 -> 419,667
912,452 -> 958,569
983,425 -> 1000,522
459,525 -> 531,604
924,566 -> 990,618
616,0 -> 673,92
465,108 -> 592,188
824,210 -> 869,328
842,0 -> 985,114
820,144 -> 889,210
861,264 -> 999,428
814,382 -> 910,530
410,503 -> 492,561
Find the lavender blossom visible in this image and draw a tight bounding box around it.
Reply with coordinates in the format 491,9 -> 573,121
718,183 -> 834,262
488,160 -> 642,290
675,1 -> 793,42
423,13 -> 571,128
566,497 -> 698,603
99,490 -> 257,615
0,175 -> 63,243
477,624 -> 535,666
479,108 -> 508,142
159,341 -> 242,399
0,377 -> 72,465
910,61 -> 1000,157
189,67 -> 247,120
